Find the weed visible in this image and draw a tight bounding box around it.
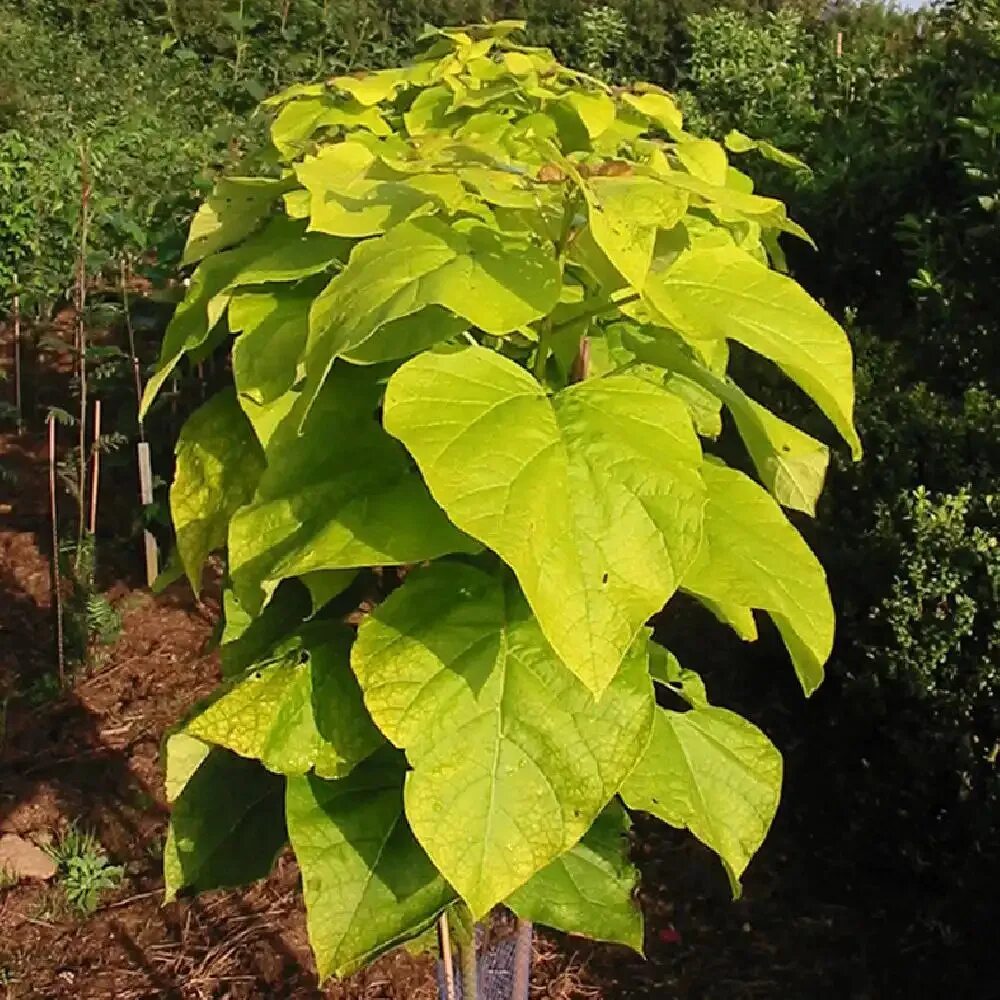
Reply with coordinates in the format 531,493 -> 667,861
0,866 -> 17,891
86,593 -> 122,646
23,673 -> 60,707
45,824 -> 124,915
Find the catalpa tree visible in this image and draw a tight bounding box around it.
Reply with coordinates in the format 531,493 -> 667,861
145,21 -> 860,982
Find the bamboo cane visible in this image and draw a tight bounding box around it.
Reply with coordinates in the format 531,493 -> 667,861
88,399 -> 101,536
48,414 -> 66,685
439,913 -> 457,1000
75,141 -> 92,561
12,271 -> 21,430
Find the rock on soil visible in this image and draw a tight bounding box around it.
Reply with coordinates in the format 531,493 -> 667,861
0,833 -> 56,881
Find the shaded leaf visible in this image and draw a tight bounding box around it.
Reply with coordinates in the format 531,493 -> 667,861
164,747 -> 286,901
286,753 -> 453,980
229,365 -> 475,612
507,801 -> 643,951
171,390 -> 264,592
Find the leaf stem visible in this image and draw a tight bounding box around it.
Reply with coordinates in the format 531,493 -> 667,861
549,292 -> 642,339
533,319 -> 552,381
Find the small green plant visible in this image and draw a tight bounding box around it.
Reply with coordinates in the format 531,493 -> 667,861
147,22 -> 859,983
24,673 -> 61,708
0,866 -> 17,891
86,593 -> 123,646
46,825 -> 124,915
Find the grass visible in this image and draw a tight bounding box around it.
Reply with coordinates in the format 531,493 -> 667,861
45,824 -> 124,915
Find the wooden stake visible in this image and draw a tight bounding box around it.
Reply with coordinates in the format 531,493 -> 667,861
511,919 -> 533,1000
12,271 -> 21,430
48,414 -> 66,685
75,141 -> 92,558
120,256 -> 145,442
836,31 -> 843,58
137,442 -> 159,588
88,399 -> 101,536
438,914 -> 457,1000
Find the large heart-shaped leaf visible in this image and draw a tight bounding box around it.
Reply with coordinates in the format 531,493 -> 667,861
171,389 -> 264,592
621,704 -> 782,890
507,801 -> 644,952
352,561 -> 654,916
229,365 -> 476,612
383,345 -> 705,695
642,246 -> 860,458
286,754 -> 454,980
682,460 -> 834,694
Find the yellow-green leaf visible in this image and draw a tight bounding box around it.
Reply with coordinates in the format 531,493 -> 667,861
682,461 -> 834,694
643,246 -> 861,458
621,705 -> 782,891
383,345 -> 705,696
171,389 -> 264,592
352,562 -> 654,916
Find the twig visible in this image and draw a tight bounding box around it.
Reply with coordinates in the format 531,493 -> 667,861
439,913 -> 457,1000
48,413 -> 66,685
100,890 -> 161,911
571,337 -> 591,384
88,399 -> 101,535
15,914 -> 58,929
75,140 -> 92,560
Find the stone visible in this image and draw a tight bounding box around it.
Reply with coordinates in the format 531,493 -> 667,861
0,833 -> 57,882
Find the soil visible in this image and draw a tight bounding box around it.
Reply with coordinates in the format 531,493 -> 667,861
1,324 -> 996,999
